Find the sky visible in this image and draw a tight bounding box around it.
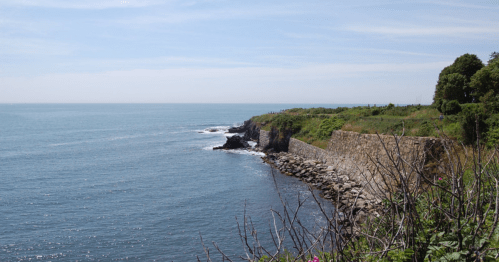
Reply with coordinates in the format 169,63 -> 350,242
0,0 -> 498,104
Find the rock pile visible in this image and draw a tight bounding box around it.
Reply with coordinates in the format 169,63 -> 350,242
262,151 -> 381,226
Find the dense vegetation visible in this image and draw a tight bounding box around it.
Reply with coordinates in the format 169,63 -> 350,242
251,104 -> 457,149
251,52 -> 499,149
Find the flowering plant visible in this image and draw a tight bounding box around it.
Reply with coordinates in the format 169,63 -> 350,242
308,256 -> 320,262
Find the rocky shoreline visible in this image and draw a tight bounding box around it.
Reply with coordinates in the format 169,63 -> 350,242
214,120 -> 382,227
261,151 -> 381,226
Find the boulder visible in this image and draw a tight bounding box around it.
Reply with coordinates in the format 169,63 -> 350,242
213,135 -> 250,150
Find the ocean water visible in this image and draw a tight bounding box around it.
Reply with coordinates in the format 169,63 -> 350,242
0,104 -> 340,261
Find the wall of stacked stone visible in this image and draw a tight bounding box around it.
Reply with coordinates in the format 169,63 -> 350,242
326,131 -> 440,185
259,129 -> 442,197
288,137 -> 332,163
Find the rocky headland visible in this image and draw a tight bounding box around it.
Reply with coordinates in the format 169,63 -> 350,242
214,119 -> 387,226
213,120 -> 260,150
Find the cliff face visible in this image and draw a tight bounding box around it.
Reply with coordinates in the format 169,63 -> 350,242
260,127 -> 293,153
228,120 -> 260,141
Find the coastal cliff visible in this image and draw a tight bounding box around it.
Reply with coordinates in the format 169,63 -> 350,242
222,118 -> 445,225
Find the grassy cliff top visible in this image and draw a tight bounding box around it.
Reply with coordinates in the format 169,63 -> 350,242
251,104 -> 463,149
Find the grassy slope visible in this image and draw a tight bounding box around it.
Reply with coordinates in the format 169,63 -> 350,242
251,105 -> 462,149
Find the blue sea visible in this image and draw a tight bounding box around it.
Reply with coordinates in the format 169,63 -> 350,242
0,104 -> 343,261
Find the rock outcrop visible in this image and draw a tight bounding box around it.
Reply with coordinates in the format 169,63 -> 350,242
262,152 -> 382,225
227,120 -> 260,141
214,120 -> 262,150
261,127 -> 293,153
227,120 -> 252,133
214,135 -> 250,150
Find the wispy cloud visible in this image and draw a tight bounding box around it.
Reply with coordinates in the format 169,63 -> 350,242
1,0 -> 164,9
345,25 -> 499,37
352,48 -> 448,58
429,0 -> 499,10
56,56 -> 257,71
114,5 -> 301,25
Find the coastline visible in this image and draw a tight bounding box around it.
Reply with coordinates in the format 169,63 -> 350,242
221,117 -> 445,229
219,119 -> 382,226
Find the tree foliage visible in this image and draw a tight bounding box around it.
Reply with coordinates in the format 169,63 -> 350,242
489,51 -> 499,64
438,73 -> 467,103
434,54 -> 484,104
469,59 -> 499,101
460,103 -> 488,145
442,99 -> 461,115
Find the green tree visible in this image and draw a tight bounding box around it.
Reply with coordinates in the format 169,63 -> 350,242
469,59 -> 499,101
460,103 -> 488,144
438,73 -> 467,103
442,100 -> 461,115
489,51 -> 499,64
433,54 -> 484,104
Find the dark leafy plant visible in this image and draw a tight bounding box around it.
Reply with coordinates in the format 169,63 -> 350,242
442,100 -> 462,115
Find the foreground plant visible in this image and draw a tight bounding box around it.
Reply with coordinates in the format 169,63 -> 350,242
199,129 -> 499,261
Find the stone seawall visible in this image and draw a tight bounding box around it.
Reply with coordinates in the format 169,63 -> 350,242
325,131 -> 440,184
288,137 -> 330,163
259,129 -> 443,198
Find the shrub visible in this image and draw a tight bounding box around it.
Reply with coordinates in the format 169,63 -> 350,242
460,103 -> 488,144
442,100 -> 461,115
434,98 -> 444,113
486,128 -> 499,148
416,120 -> 433,137
316,116 -> 345,140
442,122 -> 461,140
271,114 -> 305,133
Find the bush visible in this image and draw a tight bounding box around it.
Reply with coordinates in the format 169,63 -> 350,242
371,108 -> 381,116
460,103 -> 488,144
416,120 -> 434,137
442,100 -> 461,115
434,98 -> 444,113
442,122 -> 462,140
486,128 -> 499,148
271,114 -> 305,133
316,116 -> 345,140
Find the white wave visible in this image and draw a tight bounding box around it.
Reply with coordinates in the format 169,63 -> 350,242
202,144 -> 220,150
225,149 -> 265,156
197,126 -> 231,135
202,144 -> 264,156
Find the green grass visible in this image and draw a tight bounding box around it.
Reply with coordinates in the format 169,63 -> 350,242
251,105 -> 499,147
251,105 -> 470,148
